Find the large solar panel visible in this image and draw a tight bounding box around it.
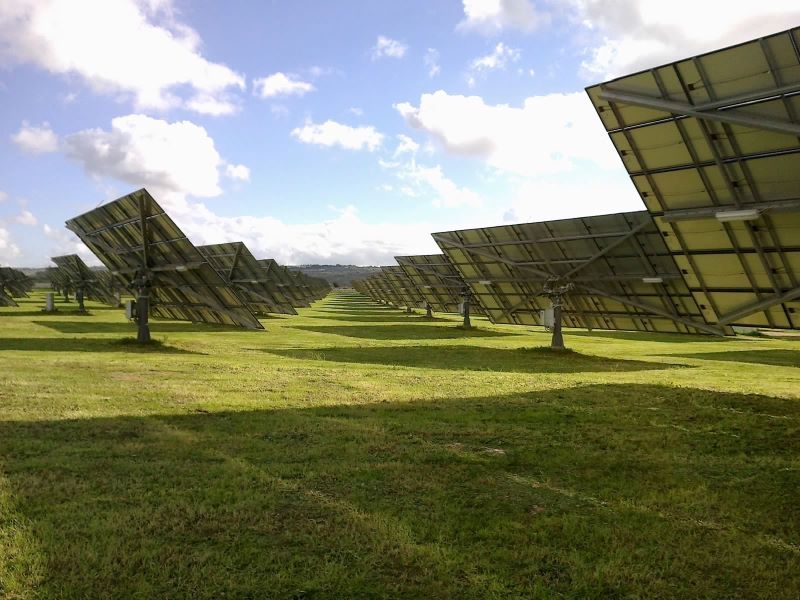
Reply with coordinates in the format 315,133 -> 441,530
381,266 -> 424,308
66,188 -> 263,330
362,273 -> 396,305
197,242 -> 297,316
586,27 -> 800,329
51,254 -> 118,306
395,254 -> 485,315
433,211 -> 725,335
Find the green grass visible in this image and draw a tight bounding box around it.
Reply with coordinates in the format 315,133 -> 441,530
1,290 -> 799,599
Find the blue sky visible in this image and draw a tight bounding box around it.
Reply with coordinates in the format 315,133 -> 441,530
0,0 -> 797,266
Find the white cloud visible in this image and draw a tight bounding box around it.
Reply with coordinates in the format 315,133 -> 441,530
0,0 -> 245,113
0,191 -> 7,203
291,119 -> 384,152
396,90 -> 621,177
225,163 -> 250,182
253,72 -> 314,98
567,0 -> 800,80
348,107 -> 364,117
14,209 -> 37,226
393,134 -> 419,157
63,114 -> 228,204
380,156 -> 482,209
43,222 -> 99,265
173,202 -> 440,266
458,0 -> 549,34
11,121 -> 59,154
0,225 -> 21,262
471,42 -> 520,72
371,36 -> 407,60
424,48 -> 440,77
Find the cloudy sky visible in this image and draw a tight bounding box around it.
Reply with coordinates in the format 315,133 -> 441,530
0,0 -> 797,266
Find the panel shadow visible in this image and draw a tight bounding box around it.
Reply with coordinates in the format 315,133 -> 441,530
665,349 -> 800,368
0,337 -> 200,354
31,320 -> 261,334
263,345 -> 682,374
288,325 -> 516,340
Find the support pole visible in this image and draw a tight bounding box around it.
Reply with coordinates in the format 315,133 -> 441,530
63,287 -> 70,302
426,302 -> 433,318
76,287 -> 85,312
551,302 -> 564,350
462,288 -> 472,329
134,271 -> 151,343
406,306 -> 412,314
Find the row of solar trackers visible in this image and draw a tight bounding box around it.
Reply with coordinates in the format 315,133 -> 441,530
0,267 -> 34,308
354,27 -> 800,336
43,188 -> 332,329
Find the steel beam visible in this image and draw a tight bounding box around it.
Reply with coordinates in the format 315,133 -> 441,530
599,87 -> 800,136
717,285 -> 800,325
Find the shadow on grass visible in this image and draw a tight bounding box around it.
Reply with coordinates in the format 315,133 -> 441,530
31,320 -> 257,334
0,337 -> 201,354
289,324 -> 517,340
262,345 -> 681,373
566,329 -> 731,344
307,314 -> 453,323
666,349 -> 800,368
0,384 -> 797,598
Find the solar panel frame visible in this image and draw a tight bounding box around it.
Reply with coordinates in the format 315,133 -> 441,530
433,211 -> 724,335
255,259 -> 310,308
586,26 -> 800,329
0,267 -> 31,298
197,242 -> 297,316
381,265 -> 425,308
65,188 -> 263,329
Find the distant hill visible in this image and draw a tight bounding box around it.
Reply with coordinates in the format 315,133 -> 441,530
288,265 -> 384,287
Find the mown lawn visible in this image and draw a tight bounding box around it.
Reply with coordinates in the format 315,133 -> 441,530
1,290 -> 799,599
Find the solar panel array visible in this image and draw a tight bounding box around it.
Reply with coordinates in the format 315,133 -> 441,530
197,242 -> 297,316
433,211 -> 723,335
51,254 -> 118,306
395,254 -> 485,315
381,266 -> 425,308
66,189 -> 264,330
586,26 -> 800,329
257,259 -> 310,307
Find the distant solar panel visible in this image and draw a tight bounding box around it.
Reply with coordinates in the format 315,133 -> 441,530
381,266 -> 424,309
51,254 -> 118,307
586,27 -> 800,329
395,254 -> 485,316
66,188 -> 263,340
197,242 -> 297,316
0,267 -> 31,298
433,211 -> 725,336
257,259 -> 310,308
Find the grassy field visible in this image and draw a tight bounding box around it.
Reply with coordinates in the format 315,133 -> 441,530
1,290 -> 799,599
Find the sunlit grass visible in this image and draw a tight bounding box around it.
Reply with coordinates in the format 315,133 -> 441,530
1,290 -> 799,598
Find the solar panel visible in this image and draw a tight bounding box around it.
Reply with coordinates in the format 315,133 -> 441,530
395,254 -> 485,316
0,267 -> 31,298
256,260 -> 310,308
197,242 -> 297,316
65,188 -> 263,340
433,210 -> 725,337
51,254 -> 118,307
586,26 -> 800,329
381,266 -> 425,310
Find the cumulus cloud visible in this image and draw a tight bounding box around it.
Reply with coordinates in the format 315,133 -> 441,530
393,134 -> 420,157
380,154 -> 482,209
458,0 -> 549,34
396,90 -> 621,177
42,222 -> 99,265
291,119 -> 384,152
371,36 -> 407,60
468,42 -> 520,85
62,114 -> 228,204
567,0 -> 800,79
225,163 -> 250,182
14,209 -> 37,226
253,72 -> 314,98
11,121 -> 59,154
0,0 -> 245,114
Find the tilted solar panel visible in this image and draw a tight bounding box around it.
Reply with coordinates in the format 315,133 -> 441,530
395,254 -> 485,315
586,27 -> 800,329
197,242 -> 297,316
381,266 -> 425,308
51,254 -> 118,306
257,259 -> 310,307
0,267 -> 31,298
65,188 -> 263,330
433,211 -> 724,335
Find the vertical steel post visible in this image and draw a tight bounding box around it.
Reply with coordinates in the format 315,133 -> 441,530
551,301 -> 564,350
426,302 -> 433,318
76,287 -> 85,312
462,289 -> 472,329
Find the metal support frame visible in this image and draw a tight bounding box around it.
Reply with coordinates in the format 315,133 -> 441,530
462,287 -> 472,329
717,284 -> 800,325
598,87 -> 800,136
